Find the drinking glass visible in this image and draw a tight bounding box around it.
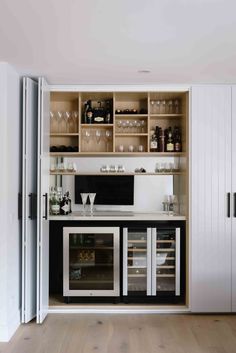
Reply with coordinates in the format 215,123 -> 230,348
83,129 -> 91,144
156,100 -> 161,114
150,100 -> 155,114
64,111 -> 71,133
50,111 -> 55,133
140,120 -> 145,133
174,99 -> 180,114
105,130 -> 112,152
161,100 -> 166,114
129,120 -> 134,132
121,120 -> 127,132
89,193 -> 96,214
80,193 -> 89,214
56,111 -> 63,133
167,100 -> 173,114
71,111 -> 78,132
117,120 -> 122,132
95,129 -> 101,144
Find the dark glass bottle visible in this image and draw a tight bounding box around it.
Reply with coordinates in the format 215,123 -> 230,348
105,100 -> 112,124
150,130 -> 158,152
60,193 -> 70,215
173,126 -> 182,152
86,100 -> 93,124
166,127 -> 174,152
83,101 -> 89,124
158,128 -> 165,152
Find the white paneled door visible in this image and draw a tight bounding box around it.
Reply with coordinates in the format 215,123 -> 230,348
36,78 -> 50,323
231,86 -> 236,312
191,86 -> 232,312
21,78 -> 38,323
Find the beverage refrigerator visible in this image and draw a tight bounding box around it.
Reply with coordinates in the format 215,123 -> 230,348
122,223 -> 185,303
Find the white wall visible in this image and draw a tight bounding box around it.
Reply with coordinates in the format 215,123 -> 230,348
50,157 -> 175,212
0,63 -> 21,341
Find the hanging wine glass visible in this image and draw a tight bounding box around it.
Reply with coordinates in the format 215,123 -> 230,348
50,111 -> 55,133
56,111 -> 63,133
64,111 -> 71,133
95,129 -> 101,144
105,130 -> 112,152
71,111 -> 78,132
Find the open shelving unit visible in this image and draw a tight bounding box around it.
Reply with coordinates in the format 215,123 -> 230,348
49,91 -> 188,157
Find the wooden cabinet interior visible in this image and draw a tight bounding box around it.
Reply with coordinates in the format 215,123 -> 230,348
49,91 -> 188,156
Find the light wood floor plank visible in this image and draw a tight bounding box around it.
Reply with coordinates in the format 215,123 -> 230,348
1,314 -> 236,353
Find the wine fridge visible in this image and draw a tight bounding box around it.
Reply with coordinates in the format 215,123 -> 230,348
63,227 -> 120,297
122,225 -> 184,302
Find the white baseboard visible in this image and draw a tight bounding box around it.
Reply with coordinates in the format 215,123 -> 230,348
0,309 -> 21,342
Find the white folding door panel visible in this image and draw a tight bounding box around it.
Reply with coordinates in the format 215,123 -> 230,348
22,78 -> 38,323
37,78 -> 50,323
231,86 -> 236,312
191,86 -> 231,312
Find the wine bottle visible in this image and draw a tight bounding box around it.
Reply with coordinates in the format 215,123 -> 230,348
173,126 -> 182,152
86,100 -> 93,124
150,130 -> 158,152
158,128 -> 165,152
166,127 -> 174,152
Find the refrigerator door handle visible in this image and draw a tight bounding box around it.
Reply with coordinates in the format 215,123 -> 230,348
175,228 -> 181,296
151,228 -> 157,296
147,228 -> 152,296
42,193 -> 48,220
123,228 -> 128,296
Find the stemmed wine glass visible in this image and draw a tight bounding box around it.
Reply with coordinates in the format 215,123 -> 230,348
56,111 -> 63,133
156,100 -> 161,114
89,193 -> 96,214
150,100 -> 155,114
71,111 -> 78,132
140,120 -> 145,133
83,129 -> 91,144
105,130 -> 112,152
64,111 -> 71,133
50,111 -> 55,133
80,193 -> 89,214
117,120 -> 122,132
95,129 -> 101,144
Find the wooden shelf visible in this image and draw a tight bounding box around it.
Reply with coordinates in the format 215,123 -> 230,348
81,124 -> 113,127
115,133 -> 148,137
50,171 -> 184,176
50,133 -> 79,136
150,114 -> 183,118
50,152 -> 186,157
115,114 -> 148,118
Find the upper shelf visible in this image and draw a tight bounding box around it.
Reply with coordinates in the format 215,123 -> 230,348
50,152 -> 186,157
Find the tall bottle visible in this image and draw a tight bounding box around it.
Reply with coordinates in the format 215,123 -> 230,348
86,100 -> 93,124
105,100 -> 112,124
158,128 -> 165,152
150,130 -> 158,152
166,127 -> 174,152
173,126 -> 182,152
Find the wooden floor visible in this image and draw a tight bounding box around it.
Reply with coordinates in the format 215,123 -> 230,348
1,314 -> 236,353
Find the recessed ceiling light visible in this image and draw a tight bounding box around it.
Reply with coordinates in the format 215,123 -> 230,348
138,70 -> 151,74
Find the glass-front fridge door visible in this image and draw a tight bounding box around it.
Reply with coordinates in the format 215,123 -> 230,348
123,228 -> 152,296
63,227 -> 119,297
152,228 -> 180,296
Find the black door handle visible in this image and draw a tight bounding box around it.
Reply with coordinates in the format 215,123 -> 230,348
43,193 -> 48,220
28,193 -> 37,220
28,193 -> 33,219
18,193 -> 22,220
227,193 -> 231,218
234,193 -> 236,218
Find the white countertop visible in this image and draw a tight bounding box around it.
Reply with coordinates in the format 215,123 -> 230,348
49,211 -> 186,221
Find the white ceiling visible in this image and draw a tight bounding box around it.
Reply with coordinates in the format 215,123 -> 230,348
0,0 -> 236,84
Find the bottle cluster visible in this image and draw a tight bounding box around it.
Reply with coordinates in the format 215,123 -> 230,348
49,187 -> 72,215
83,99 -> 113,124
150,126 -> 182,152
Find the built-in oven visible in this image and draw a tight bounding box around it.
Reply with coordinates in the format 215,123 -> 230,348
63,227 -> 120,299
